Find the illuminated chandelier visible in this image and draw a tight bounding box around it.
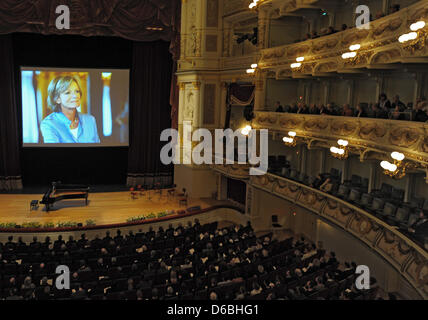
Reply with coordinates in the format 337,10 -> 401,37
283,131 -> 296,147
380,152 -> 413,179
330,139 -> 349,160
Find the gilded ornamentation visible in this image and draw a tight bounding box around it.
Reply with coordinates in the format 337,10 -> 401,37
301,62 -> 315,74
277,69 -> 292,78
359,123 -> 387,140
343,51 -> 372,67
312,38 -> 339,54
422,137 -> 428,153
262,48 -> 286,60
370,49 -> 401,64
341,29 -> 370,46
389,127 -> 420,147
287,45 -> 310,59
304,119 -> 329,131
279,117 -> 301,128
331,121 -> 357,136
314,62 -> 338,73
280,0 -> 297,14
371,18 -> 403,39
402,31 -> 427,54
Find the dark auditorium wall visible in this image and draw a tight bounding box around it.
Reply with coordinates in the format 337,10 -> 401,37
12,33 -> 172,186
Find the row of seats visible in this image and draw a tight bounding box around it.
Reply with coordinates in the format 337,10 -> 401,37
267,159 -> 426,245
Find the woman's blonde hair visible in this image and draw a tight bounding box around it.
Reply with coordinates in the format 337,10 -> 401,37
47,76 -> 82,112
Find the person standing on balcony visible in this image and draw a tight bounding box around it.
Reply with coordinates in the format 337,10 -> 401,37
378,93 -> 391,110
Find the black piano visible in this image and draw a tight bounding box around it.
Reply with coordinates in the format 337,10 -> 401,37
40,182 -> 90,211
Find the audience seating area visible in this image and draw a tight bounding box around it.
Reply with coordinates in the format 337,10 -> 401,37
268,157 -> 428,248
272,97 -> 428,122
0,221 -> 380,300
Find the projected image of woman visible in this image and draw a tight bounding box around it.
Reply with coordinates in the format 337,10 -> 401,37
40,76 -> 100,143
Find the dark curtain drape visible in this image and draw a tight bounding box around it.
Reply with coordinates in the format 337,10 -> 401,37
0,0 -> 180,190
0,35 -> 22,190
0,0 -> 181,53
229,83 -> 255,106
127,41 -> 173,187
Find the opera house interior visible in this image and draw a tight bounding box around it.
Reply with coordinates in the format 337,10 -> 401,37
0,0 -> 427,304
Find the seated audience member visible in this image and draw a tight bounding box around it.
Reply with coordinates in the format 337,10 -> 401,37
342,104 -> 354,117
283,105 -> 292,113
326,103 -> 337,116
375,11 -> 385,19
414,101 -> 428,122
318,104 -> 328,115
341,24 -> 348,31
356,103 -> 367,117
275,101 -> 284,112
320,178 -> 334,193
297,103 -> 309,114
304,33 -> 312,41
309,103 -> 320,115
391,95 -> 405,110
408,210 -> 428,244
289,103 -> 298,113
391,106 -> 404,120
311,31 -> 319,39
389,4 -> 400,13
326,26 -> 336,35
250,282 -> 262,296
378,93 -> 391,110
209,291 -> 218,300
371,103 -> 388,119
310,174 -> 325,189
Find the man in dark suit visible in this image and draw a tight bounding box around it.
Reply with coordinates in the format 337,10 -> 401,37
274,101 -> 284,112
54,235 -> 65,251
5,236 -> 16,252
30,236 -> 41,251
77,234 -> 88,248
408,210 -> 428,244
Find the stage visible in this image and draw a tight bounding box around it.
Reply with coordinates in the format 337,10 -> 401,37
0,189 -> 226,227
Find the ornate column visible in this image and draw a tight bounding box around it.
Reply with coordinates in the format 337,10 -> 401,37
320,149 -> 326,174
347,79 -> 355,105
375,76 -> 385,101
368,162 -> 377,193
257,6 -> 271,50
192,81 -> 201,129
178,82 -> 186,134
223,21 -> 232,57
254,73 -> 266,111
220,81 -> 228,128
322,80 -> 331,105
180,0 -> 188,61
341,158 -> 348,184
382,0 -> 391,14
300,145 -> 307,175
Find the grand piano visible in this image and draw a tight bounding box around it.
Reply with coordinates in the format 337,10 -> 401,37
40,182 -> 90,211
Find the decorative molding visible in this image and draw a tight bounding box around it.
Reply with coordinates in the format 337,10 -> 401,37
253,112 -> 428,167
206,0 -> 219,28
254,1 -> 428,77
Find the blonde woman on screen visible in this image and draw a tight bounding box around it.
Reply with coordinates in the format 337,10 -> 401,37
40,76 -> 100,143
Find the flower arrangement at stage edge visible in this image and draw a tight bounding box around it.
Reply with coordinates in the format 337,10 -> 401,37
0,222 -> 17,229
86,219 -> 96,226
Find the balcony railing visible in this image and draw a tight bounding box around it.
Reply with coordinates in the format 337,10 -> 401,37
253,111 -> 428,168
249,172 -> 428,299
259,1 -> 428,77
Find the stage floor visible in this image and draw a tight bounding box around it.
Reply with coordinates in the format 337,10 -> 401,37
0,191 -> 224,226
